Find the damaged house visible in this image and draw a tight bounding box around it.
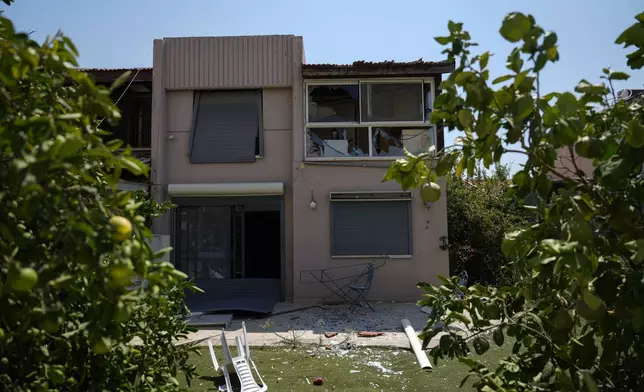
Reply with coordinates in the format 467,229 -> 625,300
98,35 -> 454,313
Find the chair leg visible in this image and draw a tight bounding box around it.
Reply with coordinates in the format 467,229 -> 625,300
351,290 -> 374,312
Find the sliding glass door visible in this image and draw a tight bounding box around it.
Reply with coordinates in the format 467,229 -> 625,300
176,206 -> 232,279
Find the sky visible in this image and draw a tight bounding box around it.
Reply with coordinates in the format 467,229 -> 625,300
4,0 -> 643,171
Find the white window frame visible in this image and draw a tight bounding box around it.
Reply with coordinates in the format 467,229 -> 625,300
304,77 -> 436,161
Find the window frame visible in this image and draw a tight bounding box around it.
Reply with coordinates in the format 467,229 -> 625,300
329,192 -> 413,258
304,78 -> 436,161
189,90 -> 264,163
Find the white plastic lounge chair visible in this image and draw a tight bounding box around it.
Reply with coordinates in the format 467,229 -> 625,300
207,339 -> 220,372
219,329 -> 267,392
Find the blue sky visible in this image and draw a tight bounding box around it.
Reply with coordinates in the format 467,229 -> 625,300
4,0 -> 643,170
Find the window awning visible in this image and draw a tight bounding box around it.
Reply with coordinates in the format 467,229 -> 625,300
168,182 -> 284,197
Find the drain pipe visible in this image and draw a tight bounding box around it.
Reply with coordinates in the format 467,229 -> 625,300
401,319 -> 433,370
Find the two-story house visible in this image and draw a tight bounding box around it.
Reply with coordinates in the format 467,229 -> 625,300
111,35 -> 453,312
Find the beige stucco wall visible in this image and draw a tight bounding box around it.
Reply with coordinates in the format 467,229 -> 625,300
164,89 -> 293,184
551,147 -> 595,179
291,164 -> 449,301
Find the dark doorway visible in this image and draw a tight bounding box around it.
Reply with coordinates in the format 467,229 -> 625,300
243,211 -> 281,279
173,197 -> 283,314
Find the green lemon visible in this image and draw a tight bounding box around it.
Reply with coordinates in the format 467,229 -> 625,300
420,182 -> 441,203
109,216 -> 133,241
8,267 -> 38,292
130,239 -> 142,257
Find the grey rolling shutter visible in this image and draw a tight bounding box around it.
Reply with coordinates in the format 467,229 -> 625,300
190,91 -> 260,163
331,201 -> 411,256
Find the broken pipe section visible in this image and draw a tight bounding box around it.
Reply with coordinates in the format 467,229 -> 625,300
401,318 -> 433,371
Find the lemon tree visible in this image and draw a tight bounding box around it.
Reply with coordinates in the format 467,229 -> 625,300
0,8 -> 200,392
446,165 -> 532,286
386,11 -> 644,391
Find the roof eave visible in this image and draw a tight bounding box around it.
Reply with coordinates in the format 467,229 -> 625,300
302,61 -> 455,79
80,68 -> 153,83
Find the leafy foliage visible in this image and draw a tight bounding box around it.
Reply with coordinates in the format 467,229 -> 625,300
387,11 -> 644,392
131,189 -> 175,228
447,165 -> 532,286
0,14 -> 200,391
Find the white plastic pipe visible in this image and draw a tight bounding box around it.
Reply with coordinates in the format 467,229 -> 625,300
401,318 -> 433,370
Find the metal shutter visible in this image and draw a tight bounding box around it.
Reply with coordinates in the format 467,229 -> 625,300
190,90 -> 260,163
331,200 -> 411,256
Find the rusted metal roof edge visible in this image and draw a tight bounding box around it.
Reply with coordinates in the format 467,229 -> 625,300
80,67 -> 153,83
302,60 -> 455,78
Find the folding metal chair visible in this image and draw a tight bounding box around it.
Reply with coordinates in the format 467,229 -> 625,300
299,256 -> 387,311
348,263 -> 376,311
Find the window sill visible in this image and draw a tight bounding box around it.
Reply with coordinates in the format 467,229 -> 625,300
332,255 -> 412,259
305,156 -> 405,162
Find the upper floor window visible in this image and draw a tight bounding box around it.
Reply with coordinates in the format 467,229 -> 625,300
305,79 -> 435,160
190,90 -> 263,163
103,94 -> 151,149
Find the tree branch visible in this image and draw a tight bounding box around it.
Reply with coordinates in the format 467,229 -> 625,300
567,145 -> 590,186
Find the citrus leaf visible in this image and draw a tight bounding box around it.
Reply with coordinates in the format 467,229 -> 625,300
492,75 -> 513,84
626,118 -> 644,148
583,289 -> 602,311
500,12 -> 531,43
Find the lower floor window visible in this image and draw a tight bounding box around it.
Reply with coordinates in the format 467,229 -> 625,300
331,198 -> 412,257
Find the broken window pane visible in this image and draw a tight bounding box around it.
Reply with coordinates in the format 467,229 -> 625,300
372,127 -> 434,157
306,127 -> 369,158
361,83 -> 423,122
308,85 -> 359,123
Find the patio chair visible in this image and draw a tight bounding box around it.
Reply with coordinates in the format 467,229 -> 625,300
241,322 -> 266,389
347,263 -> 376,311
216,329 -> 267,392
299,255 -> 388,311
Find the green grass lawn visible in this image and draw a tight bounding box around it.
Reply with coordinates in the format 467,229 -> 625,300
182,342 -> 512,391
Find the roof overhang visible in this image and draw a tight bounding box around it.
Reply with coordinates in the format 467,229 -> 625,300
80,67 -> 153,84
302,60 -> 455,79
168,182 -> 284,197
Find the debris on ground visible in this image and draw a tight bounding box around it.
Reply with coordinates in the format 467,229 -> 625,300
324,332 -> 338,338
243,303 -> 428,337
312,376 -> 324,385
365,361 -> 403,375
358,331 -> 385,337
